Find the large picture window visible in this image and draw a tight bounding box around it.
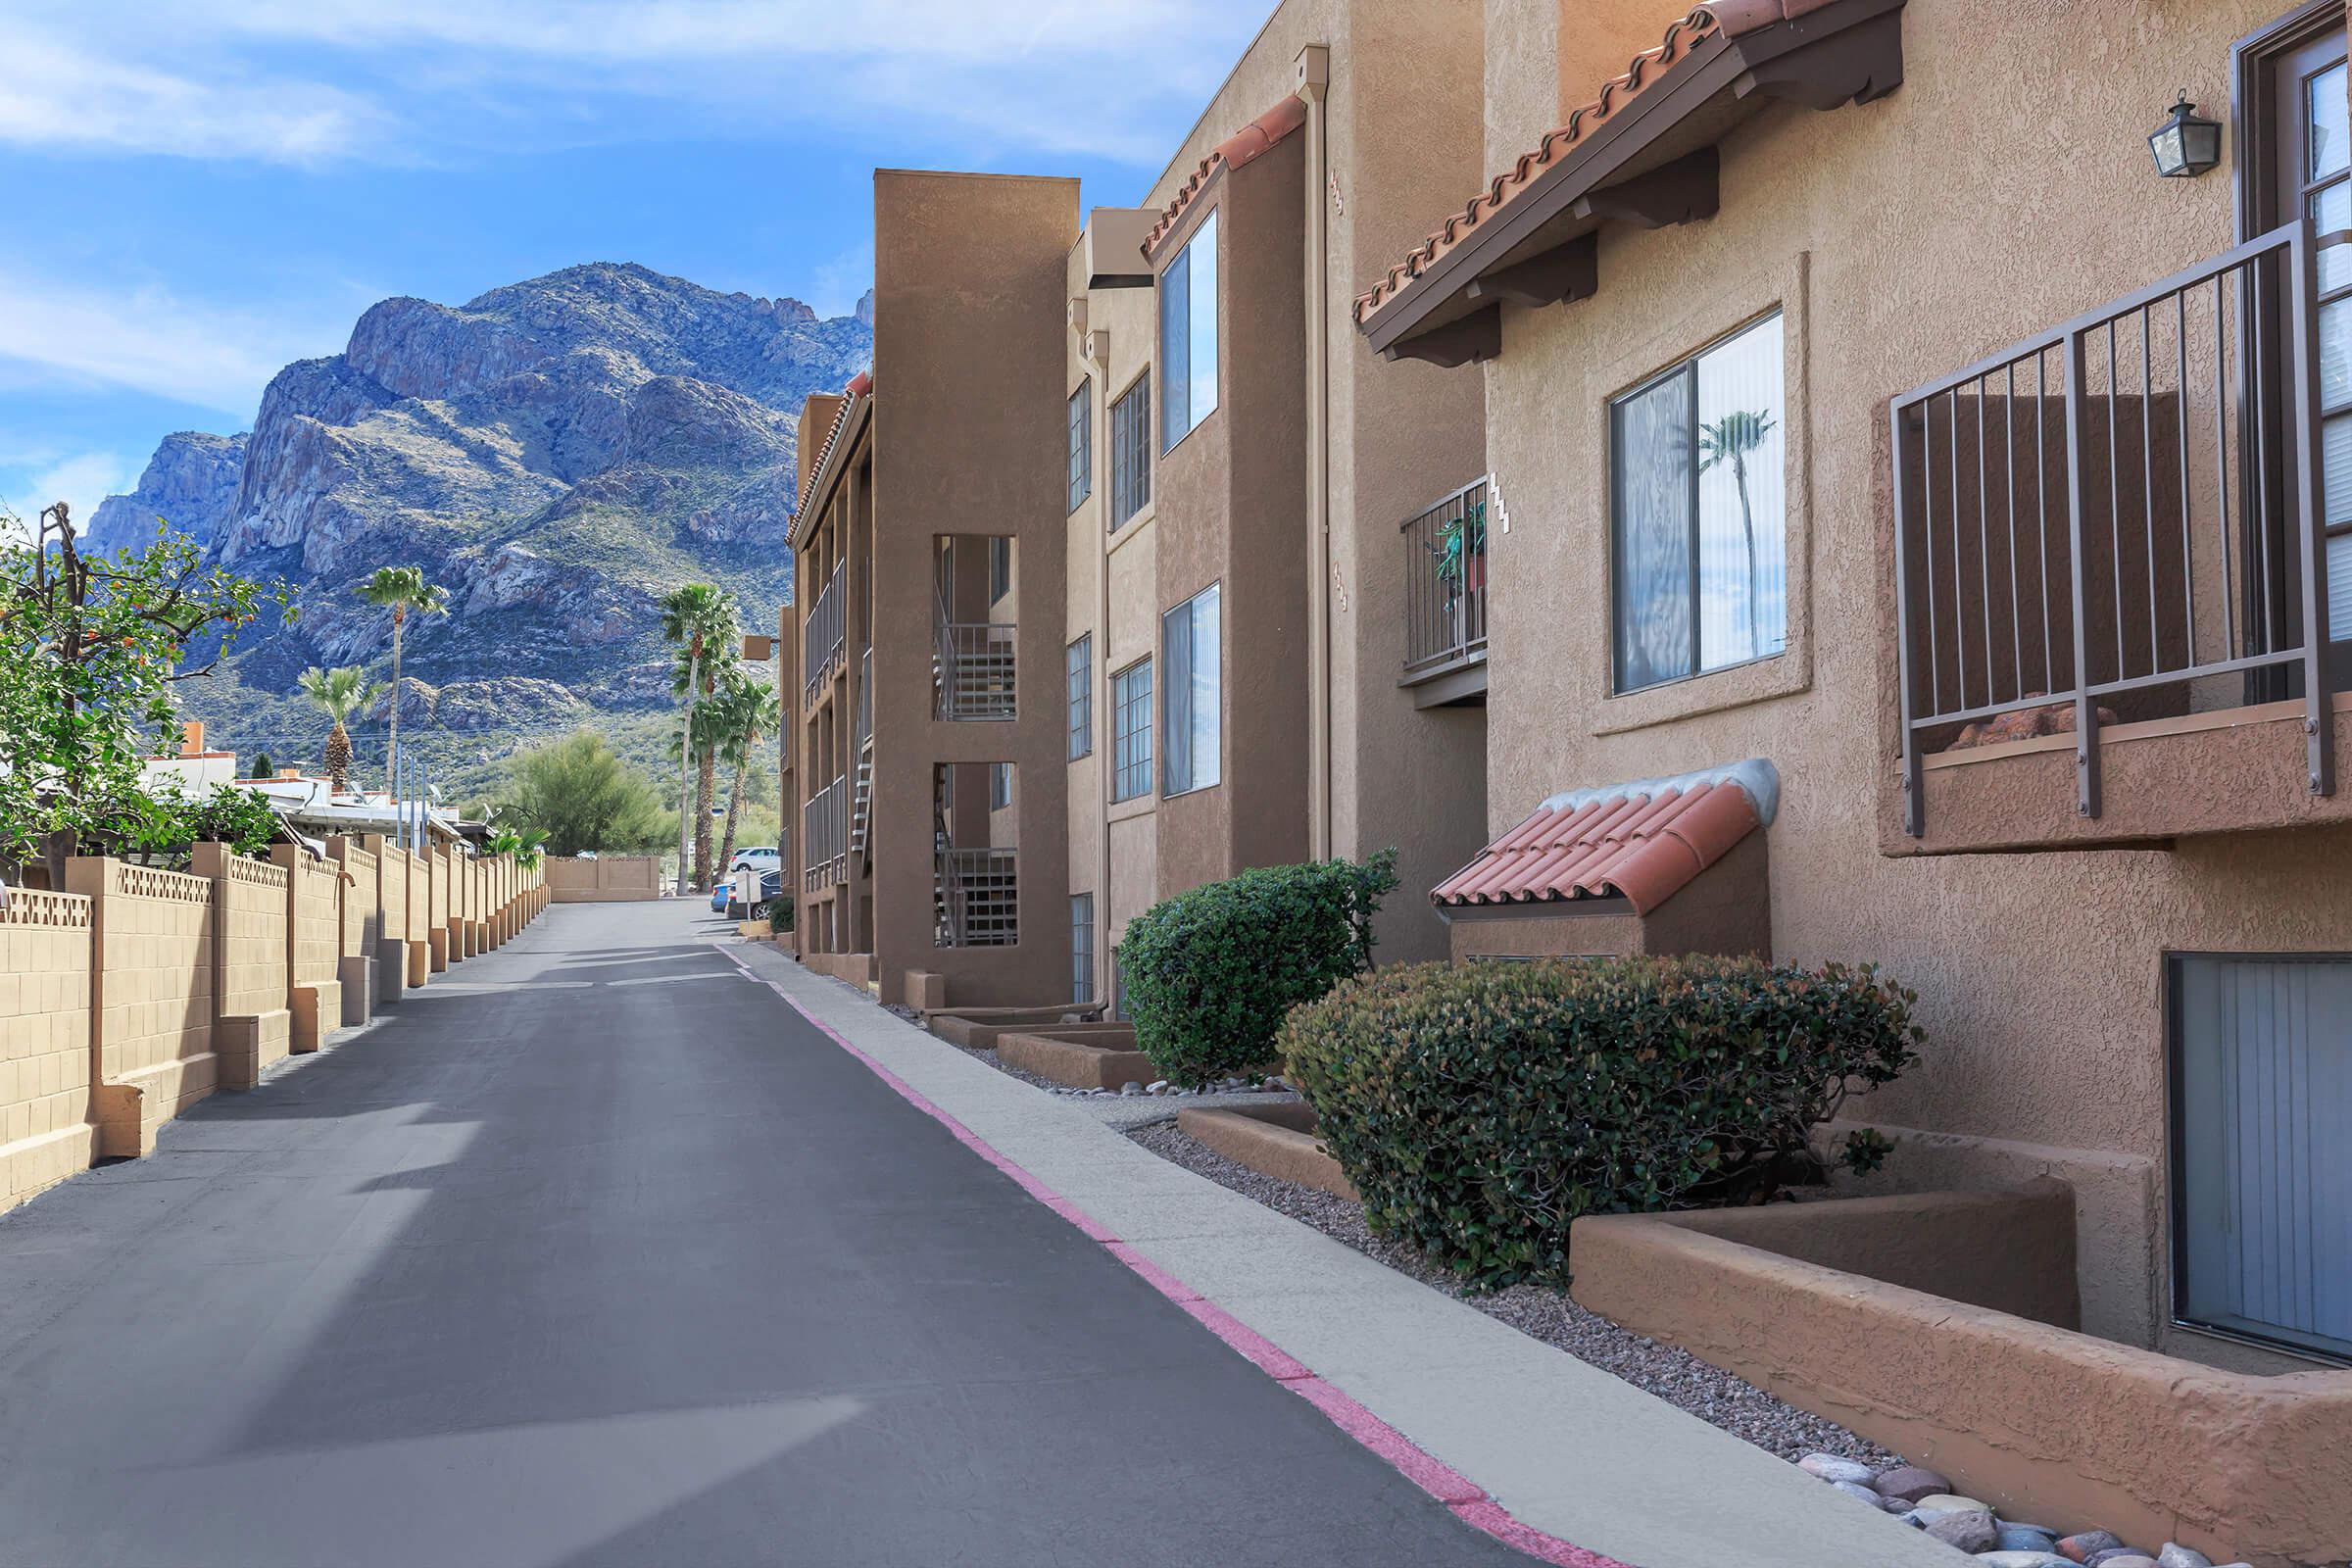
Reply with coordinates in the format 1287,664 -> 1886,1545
1067,379 -> 1093,514
1111,658 -> 1152,803
1110,373 -> 1152,529
1609,312 -> 1787,694
1159,210 -> 1219,453
1066,634 -> 1093,760
1161,584 -> 1221,796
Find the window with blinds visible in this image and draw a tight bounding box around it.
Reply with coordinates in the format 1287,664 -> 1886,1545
1067,379 -> 1092,514
1110,373 -> 1152,529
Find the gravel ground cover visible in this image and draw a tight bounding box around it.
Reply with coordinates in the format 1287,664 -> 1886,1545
1124,1120 -> 1901,1468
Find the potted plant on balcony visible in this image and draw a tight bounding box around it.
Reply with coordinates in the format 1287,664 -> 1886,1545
1429,498 -> 1488,652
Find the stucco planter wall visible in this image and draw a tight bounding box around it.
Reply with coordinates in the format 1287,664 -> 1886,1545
1568,1185 -> 2352,1566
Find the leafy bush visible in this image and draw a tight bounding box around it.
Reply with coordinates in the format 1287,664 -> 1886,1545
1121,851 -> 1398,1087
766,893 -> 795,934
1281,956 -> 1923,1290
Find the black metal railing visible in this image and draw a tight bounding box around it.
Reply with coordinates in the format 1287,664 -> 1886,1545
935,847 -> 1018,947
934,621 -> 1017,719
803,562 -> 846,705
1401,479 -> 1490,679
1891,220 -> 2336,834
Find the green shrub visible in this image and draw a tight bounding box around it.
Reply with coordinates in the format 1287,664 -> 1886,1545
1281,956 -> 1923,1290
1122,850 -> 1399,1087
766,893 -> 795,934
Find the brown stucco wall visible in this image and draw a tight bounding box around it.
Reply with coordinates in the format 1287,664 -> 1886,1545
1467,0 -> 2352,1358
547,856 -> 664,902
865,169 -> 1077,1009
1571,1193 -> 2352,1568
0,890 -> 96,1214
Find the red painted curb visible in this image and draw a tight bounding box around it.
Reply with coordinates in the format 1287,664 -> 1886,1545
719,947 -> 1635,1568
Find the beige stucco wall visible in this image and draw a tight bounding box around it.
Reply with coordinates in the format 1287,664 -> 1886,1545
547,856 -> 663,902
333,841 -> 376,958
373,839 -> 410,945
1468,0 -> 2352,1356
66,858 -> 216,1158
0,891 -> 96,1214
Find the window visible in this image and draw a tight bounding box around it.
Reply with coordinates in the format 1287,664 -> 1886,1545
1111,658 -> 1152,803
1066,635 -> 1094,760
1070,893 -> 1095,1004
1160,584 -> 1221,795
1158,209 -> 1219,452
2171,953 -> 2352,1361
989,761 -> 1012,811
1609,312 -> 1787,694
988,536 -> 1012,605
1067,379 -> 1093,514
1110,373 -> 1152,528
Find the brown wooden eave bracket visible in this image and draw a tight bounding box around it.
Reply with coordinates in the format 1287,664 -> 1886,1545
1733,5 -> 1904,111
1571,149 -> 1719,229
1383,304 -> 1499,368
1466,233 -> 1599,310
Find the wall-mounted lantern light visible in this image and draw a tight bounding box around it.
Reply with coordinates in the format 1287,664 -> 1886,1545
2149,93 -> 2222,178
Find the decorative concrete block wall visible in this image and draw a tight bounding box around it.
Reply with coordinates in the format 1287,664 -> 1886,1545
403,849 -> 430,989
427,846 -> 452,972
271,847 -> 345,1053
191,845 -> 292,1091
370,837 -> 410,1004
0,890 -> 96,1214
65,858 -> 216,1158
327,839 -> 377,1025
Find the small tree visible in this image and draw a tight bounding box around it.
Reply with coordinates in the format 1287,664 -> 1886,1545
492,731 -> 668,858
708,675 -> 781,881
297,664 -> 379,796
0,502 -> 293,881
659,583 -> 739,892
249,751 -> 275,780
356,565 -> 447,800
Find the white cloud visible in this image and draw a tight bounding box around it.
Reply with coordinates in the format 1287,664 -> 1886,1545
0,27 -> 388,166
27,451 -> 143,535
0,270 -> 347,416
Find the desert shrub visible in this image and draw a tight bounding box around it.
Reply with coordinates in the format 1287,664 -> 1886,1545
1281,956 -> 1923,1290
1121,850 -> 1398,1087
766,893 -> 795,933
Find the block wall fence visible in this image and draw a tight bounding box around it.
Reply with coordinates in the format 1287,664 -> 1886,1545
0,845 -> 542,1217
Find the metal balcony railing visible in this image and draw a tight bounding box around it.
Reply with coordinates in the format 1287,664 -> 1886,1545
935,847 -> 1018,947
1400,479 -> 1490,679
802,773 -> 848,890
1891,220 -> 2337,835
934,622 -> 1017,719
803,563 -> 846,704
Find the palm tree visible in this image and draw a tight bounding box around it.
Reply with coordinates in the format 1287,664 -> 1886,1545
356,565 -> 448,803
709,675 -> 782,888
659,583 -> 739,892
297,664 -> 381,796
1698,409 -> 1776,658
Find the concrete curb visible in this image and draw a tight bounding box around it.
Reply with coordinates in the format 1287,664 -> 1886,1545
719,940 -> 1968,1568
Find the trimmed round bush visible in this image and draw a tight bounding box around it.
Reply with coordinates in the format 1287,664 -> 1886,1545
1281,956 -> 1922,1290
1121,850 -> 1399,1087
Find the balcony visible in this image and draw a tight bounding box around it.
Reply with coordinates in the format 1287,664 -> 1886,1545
935,847 -> 1018,947
803,562 -> 846,707
1399,479 -> 1488,707
803,773 -> 847,890
934,621 -> 1017,720
1888,220 -> 2347,855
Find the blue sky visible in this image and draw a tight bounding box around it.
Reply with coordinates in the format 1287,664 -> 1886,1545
0,0 -> 1274,538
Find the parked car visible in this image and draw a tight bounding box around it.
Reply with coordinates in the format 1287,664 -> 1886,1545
727,868 -> 785,921
729,846 -> 781,878
709,879 -> 732,913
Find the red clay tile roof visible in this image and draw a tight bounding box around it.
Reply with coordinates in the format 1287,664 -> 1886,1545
1143,93 -> 1310,260
1432,761 -> 1777,915
1354,2 -> 1833,325
794,371 -> 870,523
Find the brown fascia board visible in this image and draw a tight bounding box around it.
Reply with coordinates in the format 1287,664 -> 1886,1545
787,393 -> 869,554
1364,0 -> 1904,361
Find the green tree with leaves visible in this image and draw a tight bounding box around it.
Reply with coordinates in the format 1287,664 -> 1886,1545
658,583 -> 739,892
492,731 -> 669,858
356,565 -> 448,803
296,664 -> 380,796
1,501 -> 294,882
707,675 -> 782,886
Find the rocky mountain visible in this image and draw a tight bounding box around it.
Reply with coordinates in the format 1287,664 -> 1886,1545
102,263 -> 871,794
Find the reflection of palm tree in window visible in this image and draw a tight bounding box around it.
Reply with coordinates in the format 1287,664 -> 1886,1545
1699,408 -> 1775,654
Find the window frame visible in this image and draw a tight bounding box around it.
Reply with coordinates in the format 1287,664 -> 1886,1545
1067,378 -> 1093,514
1158,208 -> 1220,454
1069,892 -> 1096,1004
1110,656 -> 1153,804
1109,370 -> 1152,529
1066,634 -> 1094,760
1607,310 -> 1788,697
989,761 -> 1012,812
1160,583 -> 1222,798
988,536 -> 1012,606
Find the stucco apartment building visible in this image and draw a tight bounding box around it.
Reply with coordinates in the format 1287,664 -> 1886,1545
786,0 -> 1496,1011
1359,0 -> 2352,1379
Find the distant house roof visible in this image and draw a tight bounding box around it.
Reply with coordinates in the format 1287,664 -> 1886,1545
1355,0 -> 1903,361
1143,93 -> 1310,260
1432,760 -> 1777,914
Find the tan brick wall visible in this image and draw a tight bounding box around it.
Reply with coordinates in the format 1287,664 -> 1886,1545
0,890 -> 96,1213
333,842 -> 376,957
65,858 -> 216,1157
197,848 -> 291,1021
406,850 -> 428,943
286,857 -> 340,988
376,845 -> 409,943
429,846 -> 450,930
547,856 -> 664,902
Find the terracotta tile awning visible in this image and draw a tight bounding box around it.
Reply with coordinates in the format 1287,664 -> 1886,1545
1354,0 -> 1903,365
1143,93 -> 1310,260
1433,760 -> 1778,915
792,370 -> 872,535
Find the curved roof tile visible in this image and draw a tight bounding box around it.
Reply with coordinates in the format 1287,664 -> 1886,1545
1143,93 -> 1310,260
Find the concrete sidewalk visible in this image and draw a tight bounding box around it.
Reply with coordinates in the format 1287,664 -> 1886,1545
733,937 -> 1967,1568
